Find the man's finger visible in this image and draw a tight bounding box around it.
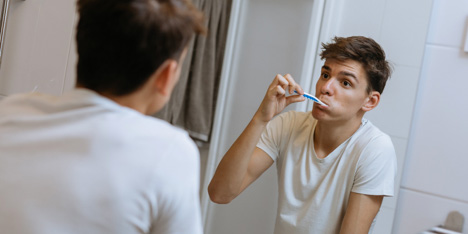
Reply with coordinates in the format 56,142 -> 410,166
271,74 -> 288,88
272,85 -> 286,97
286,94 -> 306,105
277,74 -> 290,91
283,74 -> 303,94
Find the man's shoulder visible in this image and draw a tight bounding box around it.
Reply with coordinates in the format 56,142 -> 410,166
123,114 -> 190,139
96,115 -> 199,178
272,110 -> 315,127
278,110 -> 313,120
267,110 -> 316,134
358,119 -> 392,144
99,114 -> 195,156
0,92 -> 50,114
349,119 -> 395,157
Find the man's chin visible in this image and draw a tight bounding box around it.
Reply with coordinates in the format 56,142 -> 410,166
311,108 -> 326,120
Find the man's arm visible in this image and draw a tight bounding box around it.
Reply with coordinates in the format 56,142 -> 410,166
208,123 -> 274,204
339,192 -> 384,234
208,74 -> 305,204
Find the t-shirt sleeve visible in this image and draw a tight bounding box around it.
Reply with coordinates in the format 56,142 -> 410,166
351,135 -> 397,197
150,134 -> 203,234
256,112 -> 289,162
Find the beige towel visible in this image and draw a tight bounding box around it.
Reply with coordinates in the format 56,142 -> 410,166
154,0 -> 232,142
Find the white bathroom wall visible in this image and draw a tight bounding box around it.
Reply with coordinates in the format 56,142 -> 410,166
203,0 -> 318,233
393,0 -> 468,233
0,0 -> 77,96
204,0 -> 434,233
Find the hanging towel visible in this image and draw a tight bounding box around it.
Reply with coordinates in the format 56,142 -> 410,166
154,0 -> 232,143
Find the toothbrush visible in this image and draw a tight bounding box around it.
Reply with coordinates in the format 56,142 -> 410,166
294,90 -> 328,107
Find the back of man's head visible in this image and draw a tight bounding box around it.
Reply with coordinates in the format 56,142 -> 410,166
320,36 -> 392,94
76,0 -> 205,96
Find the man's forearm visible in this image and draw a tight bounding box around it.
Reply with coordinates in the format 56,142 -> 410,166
208,114 -> 267,204
339,193 -> 383,234
208,74 -> 305,204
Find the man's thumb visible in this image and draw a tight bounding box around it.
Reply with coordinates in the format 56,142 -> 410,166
286,95 -> 306,105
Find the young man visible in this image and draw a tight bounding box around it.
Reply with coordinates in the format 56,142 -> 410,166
0,0 -> 205,233
209,36 -> 397,234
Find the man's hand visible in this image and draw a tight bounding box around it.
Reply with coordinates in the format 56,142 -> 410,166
254,74 -> 306,123
208,74 -> 303,204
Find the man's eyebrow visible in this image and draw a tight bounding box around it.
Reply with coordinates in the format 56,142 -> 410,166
321,65 -> 331,71
340,71 -> 358,81
321,65 -> 358,81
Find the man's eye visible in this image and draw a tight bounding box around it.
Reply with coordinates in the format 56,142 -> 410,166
322,73 -> 329,79
343,80 -> 351,87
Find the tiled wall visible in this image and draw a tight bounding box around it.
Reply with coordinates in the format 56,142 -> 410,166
393,0 -> 468,233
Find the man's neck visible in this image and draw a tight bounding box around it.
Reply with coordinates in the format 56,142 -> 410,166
104,92 -> 148,114
313,117 -> 363,159
76,86 -> 159,115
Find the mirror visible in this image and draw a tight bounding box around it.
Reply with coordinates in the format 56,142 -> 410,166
201,0 -> 434,233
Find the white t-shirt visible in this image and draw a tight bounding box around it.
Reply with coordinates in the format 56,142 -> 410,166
257,111 -> 397,234
0,89 -> 203,234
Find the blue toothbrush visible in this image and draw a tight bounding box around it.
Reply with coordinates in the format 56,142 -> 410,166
294,90 -> 328,107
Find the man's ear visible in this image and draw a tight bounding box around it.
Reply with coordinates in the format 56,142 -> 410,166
153,59 -> 179,97
362,91 -> 380,112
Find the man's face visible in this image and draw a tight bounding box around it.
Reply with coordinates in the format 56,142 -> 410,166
312,59 -> 371,122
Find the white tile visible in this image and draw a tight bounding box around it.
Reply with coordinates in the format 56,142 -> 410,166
372,206 -> 395,234
335,0 -> 386,40
379,0 -> 433,67
426,0 -> 468,48
382,137 -> 408,210
393,188 -> 468,234
365,65 -> 420,139
401,45 -> 468,201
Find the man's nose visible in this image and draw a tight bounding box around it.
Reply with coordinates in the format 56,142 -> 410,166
320,79 -> 334,95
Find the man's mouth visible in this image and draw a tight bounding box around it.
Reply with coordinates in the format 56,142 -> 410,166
314,101 -> 329,109
316,98 -> 329,107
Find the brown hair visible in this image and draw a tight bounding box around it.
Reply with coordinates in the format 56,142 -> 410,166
320,36 -> 392,94
76,0 -> 206,96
